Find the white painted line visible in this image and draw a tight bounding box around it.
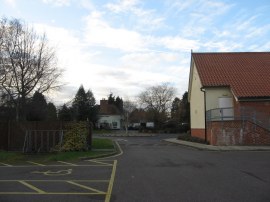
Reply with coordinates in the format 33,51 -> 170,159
57,161 -> 77,166
0,162 -> 12,167
26,161 -> 46,166
67,181 -> 106,194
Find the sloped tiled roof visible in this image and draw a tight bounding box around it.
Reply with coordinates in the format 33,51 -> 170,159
192,52 -> 270,99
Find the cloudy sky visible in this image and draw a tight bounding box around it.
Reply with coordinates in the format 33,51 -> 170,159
1,0 -> 270,106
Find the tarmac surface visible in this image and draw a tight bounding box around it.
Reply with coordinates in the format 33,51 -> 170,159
1,132 -> 270,202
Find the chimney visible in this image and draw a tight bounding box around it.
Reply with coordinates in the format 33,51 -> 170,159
100,99 -> 108,114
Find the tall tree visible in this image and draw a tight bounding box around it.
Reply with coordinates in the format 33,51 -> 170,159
47,102 -> 57,121
171,97 -> 181,122
86,89 -> 98,123
108,93 -> 115,105
72,85 -> 88,121
123,100 -> 136,134
180,91 -> 190,123
72,85 -> 97,122
58,104 -> 73,121
138,83 -> 176,127
26,91 -> 47,121
0,18 -> 62,120
107,93 -> 123,112
115,96 -> 123,112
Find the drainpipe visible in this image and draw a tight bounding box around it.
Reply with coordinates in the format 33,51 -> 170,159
200,87 -> 207,143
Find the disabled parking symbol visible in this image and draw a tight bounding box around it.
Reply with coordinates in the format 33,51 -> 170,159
32,169 -> 72,176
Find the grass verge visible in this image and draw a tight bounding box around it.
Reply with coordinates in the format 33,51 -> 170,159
0,138 -> 115,164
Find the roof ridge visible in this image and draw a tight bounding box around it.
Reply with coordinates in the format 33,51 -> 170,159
192,51 -> 270,54
192,52 -> 270,98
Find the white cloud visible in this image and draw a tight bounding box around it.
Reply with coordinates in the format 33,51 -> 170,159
106,0 -> 165,32
42,0 -> 71,7
80,0 -> 95,10
4,0 -> 16,7
106,0 -> 140,13
157,36 -> 200,51
83,11 -> 147,52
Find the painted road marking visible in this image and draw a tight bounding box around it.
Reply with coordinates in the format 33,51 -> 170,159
0,180 -> 111,195
67,181 -> 107,194
57,161 -> 77,166
85,160 -> 113,166
101,141 -> 123,159
0,160 -> 117,200
18,180 -> 46,194
105,160 -> 117,202
27,161 -> 46,166
0,162 -> 12,166
32,169 -> 73,176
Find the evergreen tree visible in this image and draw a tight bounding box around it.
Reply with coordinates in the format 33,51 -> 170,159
47,102 -> 57,121
115,96 -> 123,112
107,93 -> 123,112
181,92 -> 190,123
71,85 -> 98,122
108,93 -> 115,105
72,85 -> 88,121
26,91 -> 47,121
86,90 -> 96,107
58,104 -> 73,121
171,97 -> 181,122
170,92 -> 190,124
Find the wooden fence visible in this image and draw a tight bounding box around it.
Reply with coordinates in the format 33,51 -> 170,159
0,121 -> 92,152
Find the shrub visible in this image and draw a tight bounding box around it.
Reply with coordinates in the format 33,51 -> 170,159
61,122 -> 88,151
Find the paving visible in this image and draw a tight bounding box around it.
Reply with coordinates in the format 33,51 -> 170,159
1,133 -> 270,202
0,159 -> 117,202
110,134 -> 270,202
164,138 -> 270,151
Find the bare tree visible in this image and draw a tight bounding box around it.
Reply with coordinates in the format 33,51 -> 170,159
138,83 -> 176,127
123,100 -> 136,134
0,18 -> 62,120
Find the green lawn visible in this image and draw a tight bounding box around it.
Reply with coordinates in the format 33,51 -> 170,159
0,138 -> 115,163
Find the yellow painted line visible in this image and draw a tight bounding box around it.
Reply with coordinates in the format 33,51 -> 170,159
27,161 -> 46,166
0,180 -> 109,182
57,161 -> 77,166
86,160 -> 113,166
101,141 -> 123,159
67,181 -> 106,194
0,162 -> 12,166
18,181 -> 46,194
105,160 -> 117,202
0,192 -> 106,195
0,165 -> 112,168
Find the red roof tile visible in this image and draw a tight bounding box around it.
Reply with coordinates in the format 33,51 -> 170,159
192,52 -> 270,99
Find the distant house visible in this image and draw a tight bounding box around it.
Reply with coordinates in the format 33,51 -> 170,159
97,99 -> 123,130
188,52 -> 270,145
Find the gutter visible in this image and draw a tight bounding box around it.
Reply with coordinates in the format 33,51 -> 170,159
200,87 -> 207,143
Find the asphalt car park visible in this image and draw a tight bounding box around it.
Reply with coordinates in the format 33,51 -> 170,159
0,159 -> 117,202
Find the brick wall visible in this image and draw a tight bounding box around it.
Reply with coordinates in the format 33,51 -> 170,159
207,121 -> 270,145
234,100 -> 270,117
191,128 -> 205,139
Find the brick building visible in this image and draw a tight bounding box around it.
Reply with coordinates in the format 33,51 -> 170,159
188,52 -> 270,145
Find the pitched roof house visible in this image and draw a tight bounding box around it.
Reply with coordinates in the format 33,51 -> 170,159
188,52 -> 270,145
97,99 -> 123,129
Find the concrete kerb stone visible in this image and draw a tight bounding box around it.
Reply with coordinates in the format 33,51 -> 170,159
96,133 -> 155,137
164,138 -> 270,151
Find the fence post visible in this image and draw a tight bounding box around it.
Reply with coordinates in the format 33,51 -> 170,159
87,121 -> 93,150
7,120 -> 11,151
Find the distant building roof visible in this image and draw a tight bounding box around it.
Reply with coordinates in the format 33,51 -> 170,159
99,99 -> 121,115
192,52 -> 270,99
